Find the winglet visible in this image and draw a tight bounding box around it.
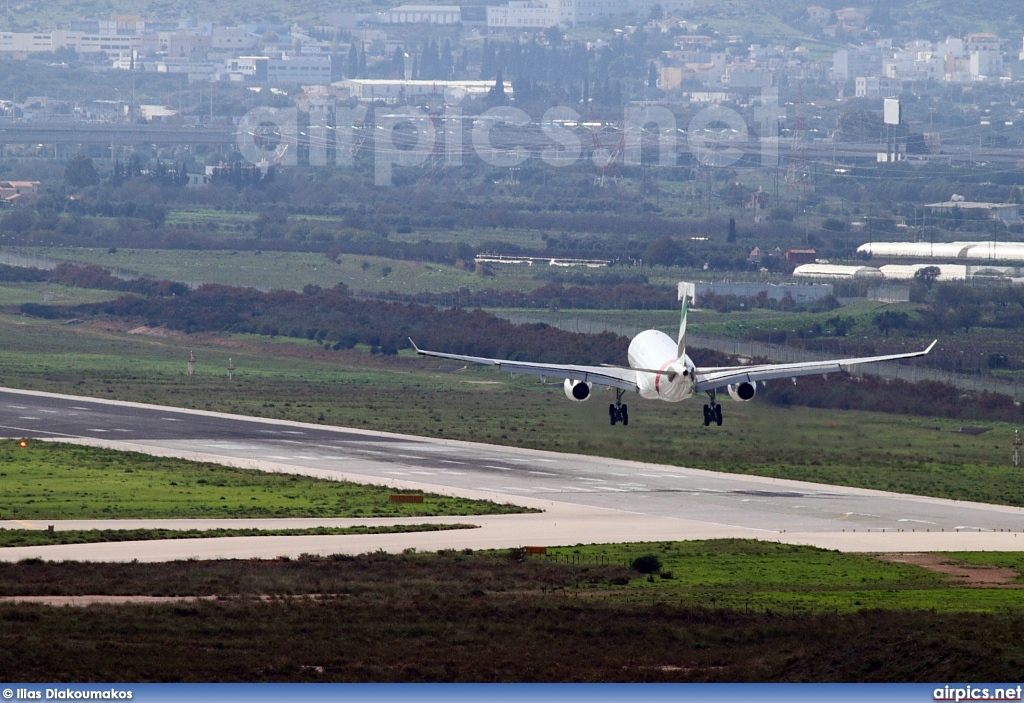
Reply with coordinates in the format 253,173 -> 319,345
924,339 -> 937,354
408,337 -> 423,354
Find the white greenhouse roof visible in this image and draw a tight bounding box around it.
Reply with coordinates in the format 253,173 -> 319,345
792,264 -> 884,279
877,264 -> 967,281
858,241 -> 1024,262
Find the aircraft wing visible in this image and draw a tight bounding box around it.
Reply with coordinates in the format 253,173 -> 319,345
694,340 -> 937,392
409,339 -> 640,392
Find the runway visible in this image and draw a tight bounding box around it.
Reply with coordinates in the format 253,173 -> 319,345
0,386 -> 1022,561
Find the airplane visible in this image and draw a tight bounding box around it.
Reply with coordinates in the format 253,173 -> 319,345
409,282 -> 937,427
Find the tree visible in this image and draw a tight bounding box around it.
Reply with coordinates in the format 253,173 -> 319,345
421,40 -> 438,79
486,70 -> 507,105
643,236 -> 681,267
727,216 -> 737,242
64,154 -> 99,187
824,315 -> 855,336
872,310 -> 909,338
347,44 -> 358,78
914,265 -> 941,290
481,39 -> 495,79
0,208 -> 35,234
950,303 -> 980,333
648,62 -> 658,89
440,39 -> 454,79
391,46 -> 406,78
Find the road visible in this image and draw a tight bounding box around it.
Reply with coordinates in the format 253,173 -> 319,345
0,386 -> 1022,561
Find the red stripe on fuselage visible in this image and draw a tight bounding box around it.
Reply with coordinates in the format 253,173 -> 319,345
653,358 -> 674,396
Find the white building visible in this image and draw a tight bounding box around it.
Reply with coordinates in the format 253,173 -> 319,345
0,32 -> 57,53
927,199 -> 1020,223
965,33 -> 1000,54
832,47 -> 882,81
386,5 -> 462,24
805,6 -> 832,25
219,56 -> 268,82
267,55 -> 332,85
723,64 -> 772,88
855,76 -> 901,98
139,105 -> 178,122
339,78 -> 511,103
970,51 -> 1003,80
487,1 -> 560,30
487,0 -> 693,30
936,37 -> 965,60
212,26 -> 258,50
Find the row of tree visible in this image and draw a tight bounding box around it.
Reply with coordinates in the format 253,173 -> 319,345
66,283 -> 629,364
376,282 -> 680,311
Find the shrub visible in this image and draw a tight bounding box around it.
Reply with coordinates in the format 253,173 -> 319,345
630,554 -> 662,574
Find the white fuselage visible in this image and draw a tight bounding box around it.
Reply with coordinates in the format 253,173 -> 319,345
627,329 -> 696,402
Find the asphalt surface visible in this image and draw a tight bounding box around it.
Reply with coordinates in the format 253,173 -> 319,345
0,386 -> 1021,533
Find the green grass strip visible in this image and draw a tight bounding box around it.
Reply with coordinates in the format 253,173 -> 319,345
0,440 -> 535,520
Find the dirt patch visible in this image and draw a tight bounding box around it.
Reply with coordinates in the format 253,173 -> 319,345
880,553 -> 1024,587
0,595 -> 220,606
0,594 -> 347,606
128,325 -> 172,337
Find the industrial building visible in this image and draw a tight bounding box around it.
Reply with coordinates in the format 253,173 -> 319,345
339,79 -> 511,103
925,199 -> 1021,223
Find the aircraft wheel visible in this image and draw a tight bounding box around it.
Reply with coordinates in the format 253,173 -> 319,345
714,404 -> 723,426
620,405 -> 628,426
609,404 -> 618,426
703,404 -> 711,427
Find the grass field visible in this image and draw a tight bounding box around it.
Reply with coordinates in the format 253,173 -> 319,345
0,524 -> 475,547
3,540 -> 1022,611
0,440 -> 529,520
493,301 -> 918,341
13,247 -> 548,294
541,541 -> 1024,613
2,544 -> 1024,681
0,283 -> 118,306
0,312 -> 1019,507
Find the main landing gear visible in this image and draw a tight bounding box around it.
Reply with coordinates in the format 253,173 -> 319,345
703,390 -> 723,427
609,388 -> 629,426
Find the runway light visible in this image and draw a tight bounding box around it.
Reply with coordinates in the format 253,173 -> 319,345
19,441 -> 27,447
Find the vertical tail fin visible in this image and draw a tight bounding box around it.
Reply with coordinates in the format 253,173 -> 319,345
677,282 -> 695,359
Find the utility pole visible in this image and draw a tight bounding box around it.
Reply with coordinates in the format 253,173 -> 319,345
227,357 -> 235,381
187,350 -> 195,377
1014,429 -> 1021,468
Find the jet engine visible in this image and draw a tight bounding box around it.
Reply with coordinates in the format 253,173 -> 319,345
727,381 -> 756,402
564,378 -> 592,402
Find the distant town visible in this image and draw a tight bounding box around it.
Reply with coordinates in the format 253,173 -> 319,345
0,1 -> 1022,125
